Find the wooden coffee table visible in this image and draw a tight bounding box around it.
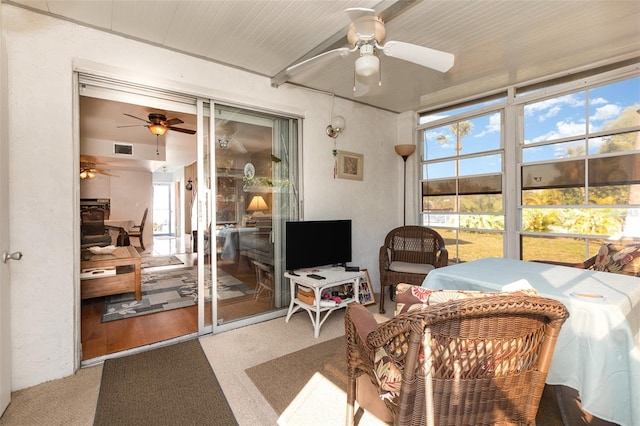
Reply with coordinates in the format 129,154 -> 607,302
80,245 -> 141,300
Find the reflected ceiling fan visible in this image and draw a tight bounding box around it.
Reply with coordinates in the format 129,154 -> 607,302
80,162 -> 117,179
117,113 -> 196,135
284,8 -> 454,95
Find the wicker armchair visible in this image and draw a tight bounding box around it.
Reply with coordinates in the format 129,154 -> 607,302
379,226 -> 447,314
345,295 -> 569,426
534,241 -> 640,277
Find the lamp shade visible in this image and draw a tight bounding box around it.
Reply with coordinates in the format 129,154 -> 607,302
355,54 -> 379,77
330,115 -> 346,131
248,195 -> 268,211
394,144 -> 416,158
148,124 -> 167,136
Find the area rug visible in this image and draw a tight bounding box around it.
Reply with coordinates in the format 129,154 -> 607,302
101,267 -> 255,322
94,339 -> 237,425
141,255 -> 184,269
245,337 -> 565,424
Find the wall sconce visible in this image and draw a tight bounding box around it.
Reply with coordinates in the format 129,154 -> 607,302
248,195 -> 268,215
185,178 -> 193,191
326,115 -> 346,138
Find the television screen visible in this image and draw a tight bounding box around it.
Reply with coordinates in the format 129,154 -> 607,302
285,220 -> 352,271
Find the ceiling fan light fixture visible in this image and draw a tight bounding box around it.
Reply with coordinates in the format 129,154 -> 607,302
148,124 -> 167,136
80,170 -> 96,179
355,45 -> 379,77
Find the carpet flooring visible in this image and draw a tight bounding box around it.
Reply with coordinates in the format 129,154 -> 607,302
246,336 -> 565,425
101,267 -> 255,322
94,339 -> 237,425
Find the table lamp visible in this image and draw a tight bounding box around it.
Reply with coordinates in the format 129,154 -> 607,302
248,195 -> 268,216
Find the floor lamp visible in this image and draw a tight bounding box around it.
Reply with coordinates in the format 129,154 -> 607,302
395,144 -> 416,226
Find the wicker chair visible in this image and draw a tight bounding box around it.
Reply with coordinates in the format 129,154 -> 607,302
345,295 -> 570,426
534,241 -> 640,277
379,226 -> 448,314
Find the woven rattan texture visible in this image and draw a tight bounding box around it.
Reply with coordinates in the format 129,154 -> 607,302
379,226 -> 448,314
345,295 -> 569,426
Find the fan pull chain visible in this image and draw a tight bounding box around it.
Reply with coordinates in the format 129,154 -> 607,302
156,135 -> 159,156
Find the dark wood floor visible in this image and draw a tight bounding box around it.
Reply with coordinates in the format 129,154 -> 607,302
80,236 -> 274,361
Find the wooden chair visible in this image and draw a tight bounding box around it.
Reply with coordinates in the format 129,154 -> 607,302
345,295 -> 570,426
379,226 -> 448,314
80,208 -> 125,248
128,207 -> 148,251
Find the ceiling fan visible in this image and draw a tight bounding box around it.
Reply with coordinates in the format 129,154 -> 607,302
283,8 -> 455,94
80,162 -> 117,179
117,113 -> 196,135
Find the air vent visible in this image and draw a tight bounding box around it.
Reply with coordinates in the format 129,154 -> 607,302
114,143 -> 133,156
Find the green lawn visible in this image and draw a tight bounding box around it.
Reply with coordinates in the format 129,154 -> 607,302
436,229 -> 601,264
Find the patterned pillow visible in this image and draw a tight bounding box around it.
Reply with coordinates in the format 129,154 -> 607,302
394,283 -> 539,316
593,243 -> 640,276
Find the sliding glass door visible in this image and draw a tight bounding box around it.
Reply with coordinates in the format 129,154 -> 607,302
198,102 -> 299,333
78,74 -> 299,359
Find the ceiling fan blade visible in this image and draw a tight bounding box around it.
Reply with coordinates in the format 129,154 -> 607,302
165,117 -> 184,126
116,124 -> 147,128
346,7 -> 377,40
94,169 -> 118,177
381,41 -> 454,73
286,47 -> 354,78
353,71 -> 382,98
168,126 -> 196,135
122,113 -> 150,123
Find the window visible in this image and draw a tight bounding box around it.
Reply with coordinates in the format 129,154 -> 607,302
419,109 -> 505,263
418,69 -> 640,263
520,75 -> 640,260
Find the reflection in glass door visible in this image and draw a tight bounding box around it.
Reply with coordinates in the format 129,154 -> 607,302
196,102 -> 299,333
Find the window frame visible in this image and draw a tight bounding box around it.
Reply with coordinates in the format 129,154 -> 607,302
417,63 -> 640,262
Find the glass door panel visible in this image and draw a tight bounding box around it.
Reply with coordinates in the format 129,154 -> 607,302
207,103 -> 298,330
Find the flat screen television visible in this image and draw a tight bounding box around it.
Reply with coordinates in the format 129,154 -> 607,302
285,219 -> 352,271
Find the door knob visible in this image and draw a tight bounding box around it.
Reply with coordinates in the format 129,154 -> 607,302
2,251 -> 23,263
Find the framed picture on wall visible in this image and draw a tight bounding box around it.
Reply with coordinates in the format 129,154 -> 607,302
358,269 -> 376,306
337,150 -> 364,181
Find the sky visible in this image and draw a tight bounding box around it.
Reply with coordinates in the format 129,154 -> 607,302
420,76 -> 639,179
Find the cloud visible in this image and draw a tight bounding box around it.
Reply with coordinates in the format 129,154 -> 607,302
590,97 -> 608,105
529,118 -> 586,143
525,94 -> 585,121
590,104 -> 621,122
475,113 -> 501,137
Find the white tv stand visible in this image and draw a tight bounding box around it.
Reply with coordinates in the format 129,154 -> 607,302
285,266 -> 365,338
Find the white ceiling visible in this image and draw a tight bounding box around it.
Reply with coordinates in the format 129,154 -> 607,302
9,0 -> 640,173
9,0 -> 640,113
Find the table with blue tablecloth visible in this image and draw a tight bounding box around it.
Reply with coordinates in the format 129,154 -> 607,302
422,257 -> 640,426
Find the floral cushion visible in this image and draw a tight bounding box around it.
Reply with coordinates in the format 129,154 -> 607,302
394,283 -> 539,316
593,243 -> 640,276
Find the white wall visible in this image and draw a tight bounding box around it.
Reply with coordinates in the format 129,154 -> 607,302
3,4 -> 411,389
